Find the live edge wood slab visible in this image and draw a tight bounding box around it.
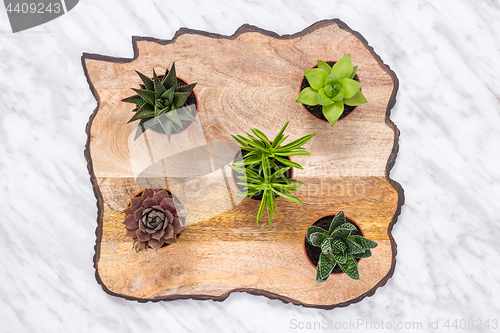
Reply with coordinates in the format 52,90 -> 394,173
82,19 -> 403,309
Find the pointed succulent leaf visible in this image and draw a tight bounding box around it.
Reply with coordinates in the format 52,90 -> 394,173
272,184 -> 299,192
272,188 -> 302,204
345,238 -> 366,254
306,226 -> 328,243
349,235 -> 378,249
322,101 -> 344,126
275,133 -> 316,151
274,150 -> 311,157
132,88 -> 155,106
122,95 -> 146,105
308,231 -> 328,247
317,60 -> 332,73
316,267 -> 329,283
157,116 -> 173,140
153,70 -> 167,99
333,251 -> 348,264
176,82 -> 196,94
337,254 -> 360,280
128,107 -> 155,123
137,101 -> 154,113
163,63 -> 177,89
160,85 -> 175,104
331,238 -> 347,254
274,156 -> 303,170
246,133 -> 269,151
260,155 -> 270,179
331,222 -> 356,234
350,66 -> 358,79
250,129 -> 272,148
317,88 -> 334,106
272,121 -> 289,147
329,211 -> 346,233
273,134 -> 289,149
320,237 -> 333,255
329,228 -> 354,239
331,54 -> 354,79
296,87 -> 319,106
343,90 -> 367,106
269,166 -> 290,179
167,110 -> 184,127
331,89 -> 344,102
340,78 -> 361,99
324,72 -> 340,85
256,198 -> 266,225
177,105 -> 197,122
236,134 -> 266,150
304,68 -> 328,91
318,253 -> 336,280
266,190 -> 276,228
173,92 -> 190,108
324,83 -> 334,98
135,70 -> 154,91
353,249 -> 372,258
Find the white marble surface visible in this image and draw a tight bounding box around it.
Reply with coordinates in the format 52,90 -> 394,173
1,0 -> 500,332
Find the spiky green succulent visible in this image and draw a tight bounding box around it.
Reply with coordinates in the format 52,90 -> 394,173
122,63 -> 197,140
296,54 -> 367,126
231,121 -> 316,173
306,211 -> 377,282
233,156 -> 303,229
230,122 -> 316,228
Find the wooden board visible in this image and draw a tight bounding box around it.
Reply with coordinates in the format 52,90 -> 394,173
82,19 -> 403,308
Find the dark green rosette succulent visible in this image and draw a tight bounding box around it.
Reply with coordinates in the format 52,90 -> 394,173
306,211 -> 377,282
296,54 -> 367,126
122,63 -> 197,140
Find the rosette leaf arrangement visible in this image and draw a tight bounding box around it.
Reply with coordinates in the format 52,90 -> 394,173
123,189 -> 187,252
231,121 -> 316,228
122,63 -> 197,140
306,211 -> 377,282
296,54 -> 367,126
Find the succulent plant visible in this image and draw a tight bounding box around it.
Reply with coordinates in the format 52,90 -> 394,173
234,156 -> 303,228
230,122 -> 316,228
231,121 -> 316,173
306,211 -> 377,282
123,189 -> 187,252
122,63 -> 197,140
296,54 -> 367,126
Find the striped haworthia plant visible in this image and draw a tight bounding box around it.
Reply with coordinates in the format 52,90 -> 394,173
306,211 -> 377,282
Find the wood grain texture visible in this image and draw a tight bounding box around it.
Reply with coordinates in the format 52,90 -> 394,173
83,19 -> 403,308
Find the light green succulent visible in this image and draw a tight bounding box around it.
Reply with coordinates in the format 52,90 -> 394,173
122,63 -> 197,140
296,54 -> 367,126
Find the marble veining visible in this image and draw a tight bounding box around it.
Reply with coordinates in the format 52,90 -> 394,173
1,0 -> 500,331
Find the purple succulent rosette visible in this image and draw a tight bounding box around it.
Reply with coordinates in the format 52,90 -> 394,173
123,189 -> 186,251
